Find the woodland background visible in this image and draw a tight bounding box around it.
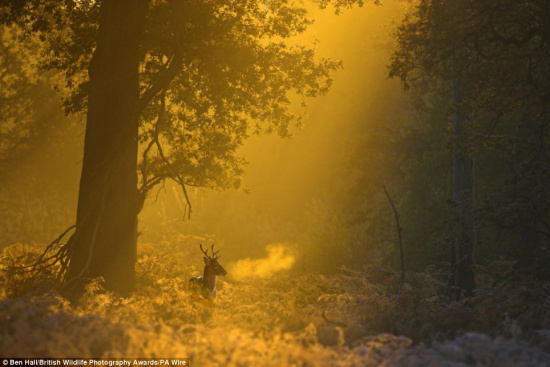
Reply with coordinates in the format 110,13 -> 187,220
1,0 -> 550,365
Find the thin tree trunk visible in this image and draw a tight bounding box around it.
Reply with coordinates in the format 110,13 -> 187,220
64,0 -> 149,295
515,108 -> 542,271
451,74 -> 476,298
384,186 -> 405,293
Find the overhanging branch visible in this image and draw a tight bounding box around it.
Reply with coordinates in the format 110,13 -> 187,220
137,52 -> 183,113
140,92 -> 193,219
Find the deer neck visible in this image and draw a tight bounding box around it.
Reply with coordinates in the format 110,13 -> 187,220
203,266 -> 217,292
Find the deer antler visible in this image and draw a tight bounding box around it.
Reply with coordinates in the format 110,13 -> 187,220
199,243 -> 209,257
199,243 -> 220,259
211,244 -> 220,259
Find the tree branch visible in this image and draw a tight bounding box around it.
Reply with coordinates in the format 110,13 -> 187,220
154,138 -> 192,220
137,52 -> 183,113
384,186 -> 405,293
490,25 -> 542,48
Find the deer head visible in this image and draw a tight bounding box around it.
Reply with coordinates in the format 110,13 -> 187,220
200,243 -> 228,277
190,243 -> 227,298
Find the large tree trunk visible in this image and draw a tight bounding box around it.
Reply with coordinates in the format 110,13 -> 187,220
451,75 -> 476,298
64,0 -> 149,295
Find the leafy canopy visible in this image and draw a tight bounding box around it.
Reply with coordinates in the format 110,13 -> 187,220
2,0 -> 373,199
389,0 -> 550,122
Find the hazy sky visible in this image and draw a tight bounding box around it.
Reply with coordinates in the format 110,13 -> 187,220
238,2 -> 406,218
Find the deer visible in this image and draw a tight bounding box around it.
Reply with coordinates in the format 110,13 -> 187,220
189,244 -> 228,299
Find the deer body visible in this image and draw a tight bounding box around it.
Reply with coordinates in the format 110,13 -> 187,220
189,244 -> 227,298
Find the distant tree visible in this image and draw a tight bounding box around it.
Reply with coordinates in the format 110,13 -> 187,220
0,24 -> 81,246
0,24 -> 40,162
390,0 -> 550,288
1,0 -> 373,294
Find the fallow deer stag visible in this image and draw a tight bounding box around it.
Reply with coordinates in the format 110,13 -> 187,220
189,244 -> 228,298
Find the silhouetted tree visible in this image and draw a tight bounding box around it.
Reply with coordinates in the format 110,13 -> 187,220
1,0 -> 372,293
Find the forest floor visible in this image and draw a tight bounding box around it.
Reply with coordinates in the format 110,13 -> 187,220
1,238 -> 550,366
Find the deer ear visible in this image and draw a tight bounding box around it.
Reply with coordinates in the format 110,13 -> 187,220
203,257 -> 208,264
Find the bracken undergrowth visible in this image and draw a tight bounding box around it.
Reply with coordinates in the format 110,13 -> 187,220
1,239 -> 550,366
